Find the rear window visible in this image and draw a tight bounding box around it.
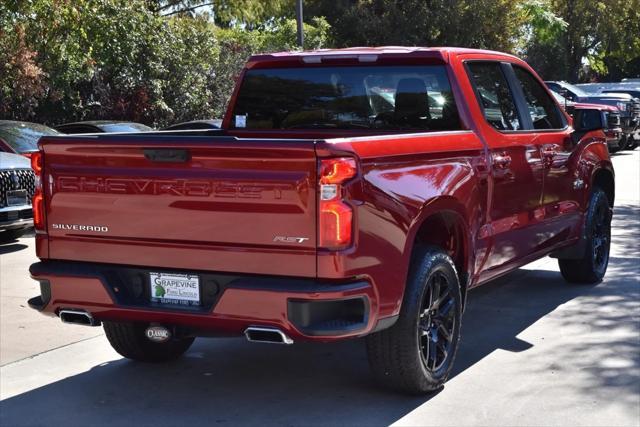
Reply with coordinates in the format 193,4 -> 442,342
231,65 -> 461,131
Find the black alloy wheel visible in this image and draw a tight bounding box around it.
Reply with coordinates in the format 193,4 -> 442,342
418,271 -> 457,372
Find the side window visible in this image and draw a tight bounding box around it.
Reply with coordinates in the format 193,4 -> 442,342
513,66 -> 564,130
466,62 -> 522,131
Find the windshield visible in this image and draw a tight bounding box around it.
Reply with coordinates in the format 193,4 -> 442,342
0,122 -> 59,153
561,82 -> 589,97
231,65 -> 461,131
99,123 -> 152,132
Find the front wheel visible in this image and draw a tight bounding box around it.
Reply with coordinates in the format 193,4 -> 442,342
366,247 -> 462,394
103,321 -> 194,362
558,188 -> 611,283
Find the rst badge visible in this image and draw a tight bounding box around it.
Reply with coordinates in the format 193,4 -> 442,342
273,236 -> 310,244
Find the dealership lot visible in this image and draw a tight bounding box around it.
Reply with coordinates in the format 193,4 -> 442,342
1,151 -> 638,426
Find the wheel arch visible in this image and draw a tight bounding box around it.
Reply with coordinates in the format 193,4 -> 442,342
404,197 -> 473,308
591,166 -> 615,207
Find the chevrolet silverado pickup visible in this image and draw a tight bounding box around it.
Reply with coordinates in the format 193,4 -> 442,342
28,47 -> 614,394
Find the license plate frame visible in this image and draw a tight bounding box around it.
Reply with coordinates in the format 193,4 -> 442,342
6,190 -> 28,207
149,272 -> 201,307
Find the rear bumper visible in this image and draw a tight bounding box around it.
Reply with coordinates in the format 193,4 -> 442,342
29,260 -> 391,341
0,206 -> 33,231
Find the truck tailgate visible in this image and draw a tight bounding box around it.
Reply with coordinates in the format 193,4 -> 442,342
41,135 -> 317,277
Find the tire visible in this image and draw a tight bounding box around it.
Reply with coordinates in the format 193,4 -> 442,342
103,321 -> 194,362
366,246 -> 462,394
627,139 -> 638,150
558,188 -> 611,283
0,228 -> 27,242
618,135 -> 629,151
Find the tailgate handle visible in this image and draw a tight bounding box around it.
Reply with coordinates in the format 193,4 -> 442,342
143,149 -> 190,163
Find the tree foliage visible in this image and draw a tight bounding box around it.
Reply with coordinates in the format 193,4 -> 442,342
306,0 -> 527,52
0,0 -> 638,126
521,0 -> 640,81
0,0 -> 330,125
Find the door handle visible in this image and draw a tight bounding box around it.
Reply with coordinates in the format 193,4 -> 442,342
143,149 -> 190,163
492,153 -> 512,169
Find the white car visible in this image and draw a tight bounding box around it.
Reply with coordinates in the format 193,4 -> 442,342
0,151 -> 35,240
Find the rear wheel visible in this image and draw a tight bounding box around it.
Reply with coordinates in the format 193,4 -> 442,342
366,247 -> 462,394
103,321 -> 194,362
558,188 -> 611,283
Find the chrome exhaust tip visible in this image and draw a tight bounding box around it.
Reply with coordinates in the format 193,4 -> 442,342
59,309 -> 99,326
244,326 -> 293,345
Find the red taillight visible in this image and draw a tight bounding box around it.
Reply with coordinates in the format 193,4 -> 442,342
33,192 -> 44,229
320,201 -> 353,248
31,151 -> 45,231
318,157 -> 357,249
320,158 -> 357,184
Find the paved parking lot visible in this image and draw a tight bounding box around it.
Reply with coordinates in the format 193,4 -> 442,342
1,151 -> 638,427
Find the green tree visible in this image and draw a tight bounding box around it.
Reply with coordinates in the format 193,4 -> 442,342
523,0 -> 640,81
146,0 -> 296,26
0,0 -> 331,125
306,0 -> 527,52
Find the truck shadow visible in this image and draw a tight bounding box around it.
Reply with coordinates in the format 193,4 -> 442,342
1,206 -> 637,426
0,228 -> 33,254
0,242 -> 28,255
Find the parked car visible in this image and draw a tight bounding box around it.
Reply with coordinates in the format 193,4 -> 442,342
0,151 -> 36,241
553,90 -> 624,152
55,121 -> 152,134
28,47 -> 614,394
545,81 -> 639,149
0,121 -> 60,158
162,119 -> 222,131
599,88 -> 640,150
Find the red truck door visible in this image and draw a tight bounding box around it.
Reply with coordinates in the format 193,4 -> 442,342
464,61 -> 545,276
509,65 -> 580,249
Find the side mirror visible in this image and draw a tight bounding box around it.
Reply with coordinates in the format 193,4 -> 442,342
573,109 -> 604,132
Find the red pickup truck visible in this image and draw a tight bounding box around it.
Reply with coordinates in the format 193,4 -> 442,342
28,47 -> 614,394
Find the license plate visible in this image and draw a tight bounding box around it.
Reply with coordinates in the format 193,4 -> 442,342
149,272 -> 201,307
7,190 -> 28,206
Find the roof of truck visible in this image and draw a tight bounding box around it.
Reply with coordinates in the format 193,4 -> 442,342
248,46 -> 520,65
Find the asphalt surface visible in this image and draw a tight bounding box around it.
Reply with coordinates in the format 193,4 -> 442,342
1,150 -> 638,427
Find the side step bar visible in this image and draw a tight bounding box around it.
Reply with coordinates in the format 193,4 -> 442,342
244,327 -> 293,345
